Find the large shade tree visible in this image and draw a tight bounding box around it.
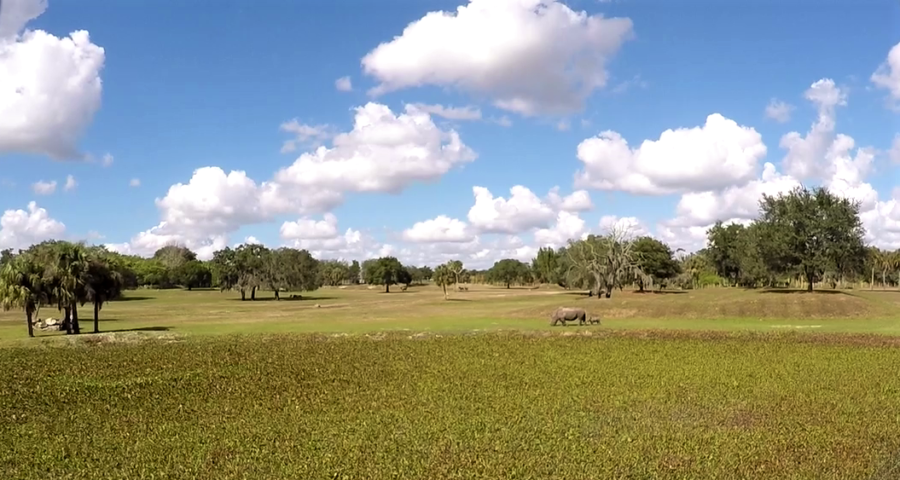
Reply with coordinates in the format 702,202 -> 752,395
364,257 -> 406,293
756,186 -> 866,292
631,236 -> 680,291
488,259 -> 530,288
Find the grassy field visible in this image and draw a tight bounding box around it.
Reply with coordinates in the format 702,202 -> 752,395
4,285 -> 900,478
3,331 -> 900,479
2,283 -> 900,344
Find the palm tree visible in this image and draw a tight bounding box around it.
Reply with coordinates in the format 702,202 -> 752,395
82,256 -> 124,333
0,256 -> 49,337
50,243 -> 89,334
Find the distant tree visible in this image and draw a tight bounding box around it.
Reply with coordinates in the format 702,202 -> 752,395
446,260 -> 465,286
348,260 -> 361,284
488,259 -> 530,288
210,247 -> 240,292
174,260 -> 212,290
397,267 -> 413,287
757,186 -> 866,292
364,257 -> 406,293
706,222 -> 748,286
266,248 -> 321,298
631,237 -> 680,291
420,266 -> 433,281
153,244 -> 197,271
406,266 -> 424,285
319,260 -> 350,287
531,247 -> 561,285
565,227 -> 644,298
432,264 -> 455,300
234,243 -> 268,300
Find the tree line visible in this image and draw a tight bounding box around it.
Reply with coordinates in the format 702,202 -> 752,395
2,186 -> 898,337
0,241 -> 444,337
523,186 -> 897,296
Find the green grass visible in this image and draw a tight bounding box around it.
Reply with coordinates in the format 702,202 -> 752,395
3,284 -> 900,345
3,331 -> 900,479
4,286 -> 900,478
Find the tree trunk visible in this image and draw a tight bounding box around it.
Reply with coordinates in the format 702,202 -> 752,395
274,289 -> 280,300
637,278 -> 645,292
806,270 -> 814,292
882,270 -> 887,288
385,283 -> 390,293
240,289 -> 246,301
72,303 -> 80,335
188,285 -> 192,291
506,282 -> 510,289
63,307 -> 72,334
93,301 -> 100,333
871,267 -> 875,290
26,310 -> 34,338
251,287 -> 256,301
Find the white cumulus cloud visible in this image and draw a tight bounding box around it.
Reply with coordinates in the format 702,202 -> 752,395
64,174 -> 76,192
779,78 -> 847,180
402,215 -> 475,243
274,102 -> 476,200
115,102 -> 473,258
575,113 -> 767,195
468,185 -> 557,234
534,211 -> 587,248
361,0 -> 634,115
659,77 -> 898,252
872,41 -> 900,104
280,213 -> 340,240
0,201 -> 65,250
0,0 -> 105,159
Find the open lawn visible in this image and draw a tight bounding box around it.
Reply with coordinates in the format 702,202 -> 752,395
4,285 -> 900,478
2,283 -> 900,344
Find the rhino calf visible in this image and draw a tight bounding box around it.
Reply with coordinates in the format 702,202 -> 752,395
550,307 -> 601,326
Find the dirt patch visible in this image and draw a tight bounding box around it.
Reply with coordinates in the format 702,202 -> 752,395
65,331 -> 183,347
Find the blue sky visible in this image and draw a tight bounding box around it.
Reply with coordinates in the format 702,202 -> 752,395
0,0 -> 898,267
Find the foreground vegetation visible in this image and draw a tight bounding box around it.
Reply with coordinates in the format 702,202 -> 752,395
2,331 -> 900,479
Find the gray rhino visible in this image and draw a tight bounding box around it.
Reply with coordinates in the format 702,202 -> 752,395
550,307 -> 600,326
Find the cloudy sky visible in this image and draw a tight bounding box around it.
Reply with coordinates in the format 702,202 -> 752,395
0,0 -> 898,268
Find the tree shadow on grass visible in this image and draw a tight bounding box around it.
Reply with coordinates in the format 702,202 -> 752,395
445,298 -> 472,302
96,326 -> 171,333
759,288 -> 847,295
115,296 -> 153,302
561,291 -> 592,297
630,290 -> 688,295
227,295 -> 338,302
